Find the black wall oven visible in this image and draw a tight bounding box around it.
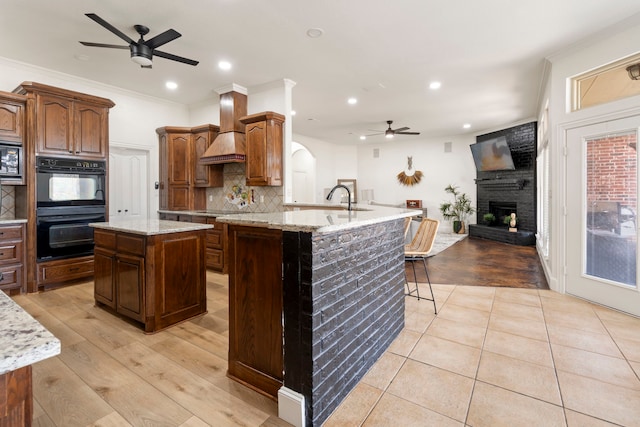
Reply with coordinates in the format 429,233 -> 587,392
36,157 -> 107,261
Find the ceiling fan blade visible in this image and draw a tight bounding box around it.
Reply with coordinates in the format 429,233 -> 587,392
85,13 -> 136,45
393,127 -> 410,133
396,131 -> 420,135
153,50 -> 199,66
79,41 -> 129,49
145,29 -> 181,49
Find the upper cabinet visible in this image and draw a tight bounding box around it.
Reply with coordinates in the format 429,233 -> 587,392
14,82 -> 115,159
0,91 -> 26,145
157,125 -> 222,211
240,112 -> 285,186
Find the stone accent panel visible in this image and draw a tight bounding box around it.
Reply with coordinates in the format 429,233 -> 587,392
282,218 -> 406,426
474,122 -> 537,235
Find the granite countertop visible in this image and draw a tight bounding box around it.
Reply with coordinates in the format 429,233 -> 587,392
89,218 -> 213,236
216,205 -> 421,233
0,291 -> 61,374
158,209 -> 245,217
0,218 -> 27,225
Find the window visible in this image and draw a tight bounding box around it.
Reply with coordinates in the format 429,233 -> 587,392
572,53 -> 640,111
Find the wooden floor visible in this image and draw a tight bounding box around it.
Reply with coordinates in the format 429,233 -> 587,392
12,272 -> 292,427
406,236 -> 549,289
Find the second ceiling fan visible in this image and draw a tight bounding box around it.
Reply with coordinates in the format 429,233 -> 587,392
371,120 -> 420,139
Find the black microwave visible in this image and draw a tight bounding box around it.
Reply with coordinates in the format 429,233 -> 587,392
0,145 -> 23,180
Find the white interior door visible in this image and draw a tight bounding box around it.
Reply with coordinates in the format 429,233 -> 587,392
566,115 -> 640,316
109,147 -> 149,219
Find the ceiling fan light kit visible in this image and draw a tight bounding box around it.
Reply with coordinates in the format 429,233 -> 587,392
370,120 -> 420,139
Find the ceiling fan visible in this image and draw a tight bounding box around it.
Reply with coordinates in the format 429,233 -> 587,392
79,13 -> 198,68
370,120 -> 420,139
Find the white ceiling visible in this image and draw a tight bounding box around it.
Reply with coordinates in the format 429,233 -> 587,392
2,0 -> 640,145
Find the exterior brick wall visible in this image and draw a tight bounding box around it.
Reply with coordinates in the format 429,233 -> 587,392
586,134 -> 637,206
282,218 -> 406,426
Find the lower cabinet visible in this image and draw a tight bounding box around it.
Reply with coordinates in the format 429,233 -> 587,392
37,256 -> 94,289
0,223 -> 26,295
93,228 -> 207,333
159,213 -> 228,273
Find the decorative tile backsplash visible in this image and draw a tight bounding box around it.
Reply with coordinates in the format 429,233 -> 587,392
0,185 -> 15,219
206,163 -> 284,213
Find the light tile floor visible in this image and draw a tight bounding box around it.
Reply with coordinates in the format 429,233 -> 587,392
323,284 -> 640,427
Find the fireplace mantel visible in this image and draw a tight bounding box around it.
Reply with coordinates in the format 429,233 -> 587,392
475,178 -> 527,191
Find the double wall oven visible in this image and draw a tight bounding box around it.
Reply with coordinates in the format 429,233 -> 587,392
36,157 -> 106,261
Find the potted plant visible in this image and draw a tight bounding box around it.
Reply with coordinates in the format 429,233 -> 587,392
439,184 -> 476,234
483,213 -> 496,225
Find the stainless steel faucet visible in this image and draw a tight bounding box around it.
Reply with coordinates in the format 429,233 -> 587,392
326,184 -> 352,211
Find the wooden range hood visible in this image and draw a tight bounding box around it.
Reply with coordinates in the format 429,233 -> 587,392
200,85 -> 247,164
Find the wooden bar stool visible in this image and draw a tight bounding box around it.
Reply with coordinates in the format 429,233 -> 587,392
404,218 -> 439,314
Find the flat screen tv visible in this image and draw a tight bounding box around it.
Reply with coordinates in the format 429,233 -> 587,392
470,136 -> 515,171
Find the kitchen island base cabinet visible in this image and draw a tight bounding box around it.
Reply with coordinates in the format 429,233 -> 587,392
227,225 -> 283,399
93,228 -> 207,333
0,365 -> 31,427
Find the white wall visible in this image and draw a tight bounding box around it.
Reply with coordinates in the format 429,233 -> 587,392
543,15 -> 640,293
357,135 -> 476,225
292,134 -> 358,202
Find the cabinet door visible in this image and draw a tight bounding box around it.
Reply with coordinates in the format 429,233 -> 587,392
168,134 -> 191,185
36,94 -> 73,155
245,121 -> 268,185
193,131 -> 212,186
115,253 -> 145,322
74,102 -> 108,158
94,248 -> 115,308
0,99 -> 24,143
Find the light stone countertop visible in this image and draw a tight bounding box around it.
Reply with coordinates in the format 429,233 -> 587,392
216,204 -> 421,233
0,218 -> 27,224
89,218 -> 213,235
0,291 -> 61,374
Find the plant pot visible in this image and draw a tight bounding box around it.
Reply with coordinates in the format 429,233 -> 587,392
453,220 -> 463,234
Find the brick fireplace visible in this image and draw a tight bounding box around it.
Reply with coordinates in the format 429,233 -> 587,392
469,122 -> 537,245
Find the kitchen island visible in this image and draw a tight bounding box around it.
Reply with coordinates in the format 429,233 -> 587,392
216,205 -> 419,427
1,290 -> 60,425
89,219 -> 212,333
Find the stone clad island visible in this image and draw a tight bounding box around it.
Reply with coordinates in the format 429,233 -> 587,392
216,205 -> 419,426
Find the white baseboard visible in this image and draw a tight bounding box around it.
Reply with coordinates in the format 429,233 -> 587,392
278,387 -> 305,427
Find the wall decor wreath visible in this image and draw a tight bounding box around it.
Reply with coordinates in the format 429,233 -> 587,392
397,156 -> 423,186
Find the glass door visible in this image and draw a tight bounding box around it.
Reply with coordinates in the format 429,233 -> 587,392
566,116 -> 640,316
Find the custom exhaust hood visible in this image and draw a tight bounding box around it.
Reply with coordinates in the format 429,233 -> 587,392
200,84 -> 248,165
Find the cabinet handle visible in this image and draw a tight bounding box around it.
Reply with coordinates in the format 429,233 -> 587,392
0,253 -> 4,256
69,267 -> 79,272
0,232 -> 4,235
125,209 -> 128,213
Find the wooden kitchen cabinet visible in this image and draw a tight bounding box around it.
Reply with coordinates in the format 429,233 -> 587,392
0,91 -> 26,144
0,223 -> 26,295
240,111 -> 285,186
16,82 -> 114,159
157,125 -> 222,211
93,227 -> 207,333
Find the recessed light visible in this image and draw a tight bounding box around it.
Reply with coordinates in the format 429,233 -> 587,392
463,123 -> 471,129
306,28 -> 324,38
360,135 -> 366,140
429,81 -> 441,90
347,97 -> 357,105
165,81 -> 178,90
218,61 -> 232,71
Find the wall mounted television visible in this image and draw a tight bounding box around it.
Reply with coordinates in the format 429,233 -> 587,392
470,136 -> 515,171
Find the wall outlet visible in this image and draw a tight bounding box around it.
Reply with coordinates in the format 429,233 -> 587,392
260,195 -> 265,203
209,195 -> 213,202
